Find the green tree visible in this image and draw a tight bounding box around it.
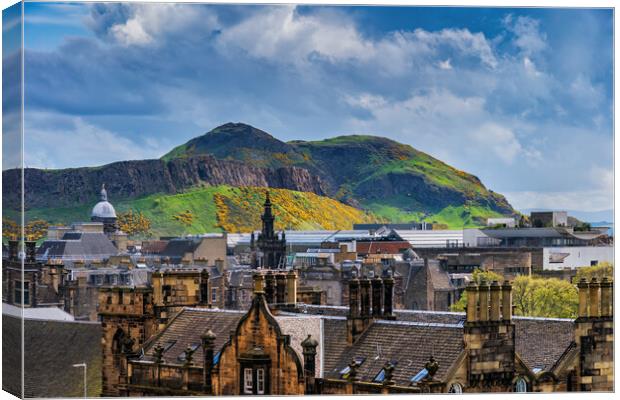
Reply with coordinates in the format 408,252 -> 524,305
451,270 -> 579,319
513,276 -> 578,319
573,262 -> 613,284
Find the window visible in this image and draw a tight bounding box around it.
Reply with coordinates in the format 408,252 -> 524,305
14,281 -> 30,305
244,368 -> 253,394
257,368 -> 265,394
515,377 -> 527,393
591,260 -> 599,266
449,383 -> 463,393
211,288 -> 217,302
410,368 -> 429,383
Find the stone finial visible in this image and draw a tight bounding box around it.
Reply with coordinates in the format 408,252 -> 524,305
201,329 -> 216,343
184,345 -> 196,367
153,344 -> 164,364
383,361 -> 395,386
425,355 -> 439,379
347,358 -> 359,382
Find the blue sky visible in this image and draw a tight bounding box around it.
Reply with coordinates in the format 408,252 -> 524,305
5,3 -> 614,213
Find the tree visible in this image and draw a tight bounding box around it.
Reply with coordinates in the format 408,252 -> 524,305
118,210 -> 152,237
512,276 -> 578,319
2,219 -> 20,240
573,262 -> 613,284
173,209 -> 195,227
25,220 -> 49,241
450,269 -> 579,319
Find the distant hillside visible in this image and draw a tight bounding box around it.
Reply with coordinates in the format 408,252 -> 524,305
12,186 -> 377,237
3,122 -> 517,234
163,123 -> 516,226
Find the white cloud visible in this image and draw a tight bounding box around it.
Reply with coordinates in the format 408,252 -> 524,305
97,4 -> 219,47
24,113 -> 169,168
216,6 -> 498,74
438,59 -> 452,70
504,15 -> 547,56
344,89 -> 529,166
505,189 -> 613,212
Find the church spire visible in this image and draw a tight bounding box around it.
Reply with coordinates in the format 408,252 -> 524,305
261,191 -> 275,238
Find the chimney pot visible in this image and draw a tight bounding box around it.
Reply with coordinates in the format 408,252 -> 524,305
489,280 -> 501,321
501,280 -> 512,321
577,277 -> 589,318
589,277 -> 601,318
478,280 -> 490,321
465,281 -> 478,323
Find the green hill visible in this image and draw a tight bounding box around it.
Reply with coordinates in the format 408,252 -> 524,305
162,123 -> 516,227
16,186 -> 377,238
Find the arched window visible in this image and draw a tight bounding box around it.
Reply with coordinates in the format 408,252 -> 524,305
448,383 -> 463,393
515,377 -> 528,392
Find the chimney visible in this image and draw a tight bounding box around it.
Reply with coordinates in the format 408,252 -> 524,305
253,272 -> 265,294
276,273 -> 287,304
600,277 -> 613,317
286,270 -> 297,306
371,276 -> 383,317
301,334 -> 319,393
382,273 -> 394,319
201,329 -> 216,394
478,280 -> 489,321
8,240 -> 19,261
348,278 -> 360,318
25,241 -> 36,263
589,277 -> 601,318
489,280 -> 501,321
264,271 -> 276,303
501,280 -> 512,321
360,277 -> 371,318
199,269 -> 210,307
578,278 -> 589,318
215,258 -> 225,274
466,281 -> 478,323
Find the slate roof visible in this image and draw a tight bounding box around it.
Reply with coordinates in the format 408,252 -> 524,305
2,314 -> 102,398
160,239 -> 202,262
36,232 -> 118,262
427,262 -> 455,291
140,308 -> 244,366
513,316 -> 575,372
141,240 -> 169,255
322,319 -> 464,385
291,305 -> 575,375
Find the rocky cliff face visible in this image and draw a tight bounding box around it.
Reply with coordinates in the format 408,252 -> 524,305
3,155 -> 326,210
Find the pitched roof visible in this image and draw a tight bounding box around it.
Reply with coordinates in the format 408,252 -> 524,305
3,303 -> 74,321
140,308 -> 244,366
427,262 -> 455,291
513,316 -> 574,372
2,314 -> 102,398
323,319 -> 464,385
160,239 -> 202,261
36,232 -> 118,261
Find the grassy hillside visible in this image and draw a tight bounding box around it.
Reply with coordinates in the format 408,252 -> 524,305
16,186 -> 378,238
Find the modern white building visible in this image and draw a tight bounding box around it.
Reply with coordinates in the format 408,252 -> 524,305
542,246 -> 614,270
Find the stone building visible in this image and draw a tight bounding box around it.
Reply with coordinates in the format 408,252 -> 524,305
98,269 -> 613,395
251,192 -> 287,269
2,240 -> 65,308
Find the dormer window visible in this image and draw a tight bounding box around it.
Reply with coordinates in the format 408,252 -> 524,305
448,383 -> 463,393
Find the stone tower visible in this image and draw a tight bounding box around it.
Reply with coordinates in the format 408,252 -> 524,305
251,191 -> 287,269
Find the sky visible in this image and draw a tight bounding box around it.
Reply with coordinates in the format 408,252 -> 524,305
2,2 -> 614,214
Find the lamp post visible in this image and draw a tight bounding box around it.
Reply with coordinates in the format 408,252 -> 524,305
72,363 -> 87,398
